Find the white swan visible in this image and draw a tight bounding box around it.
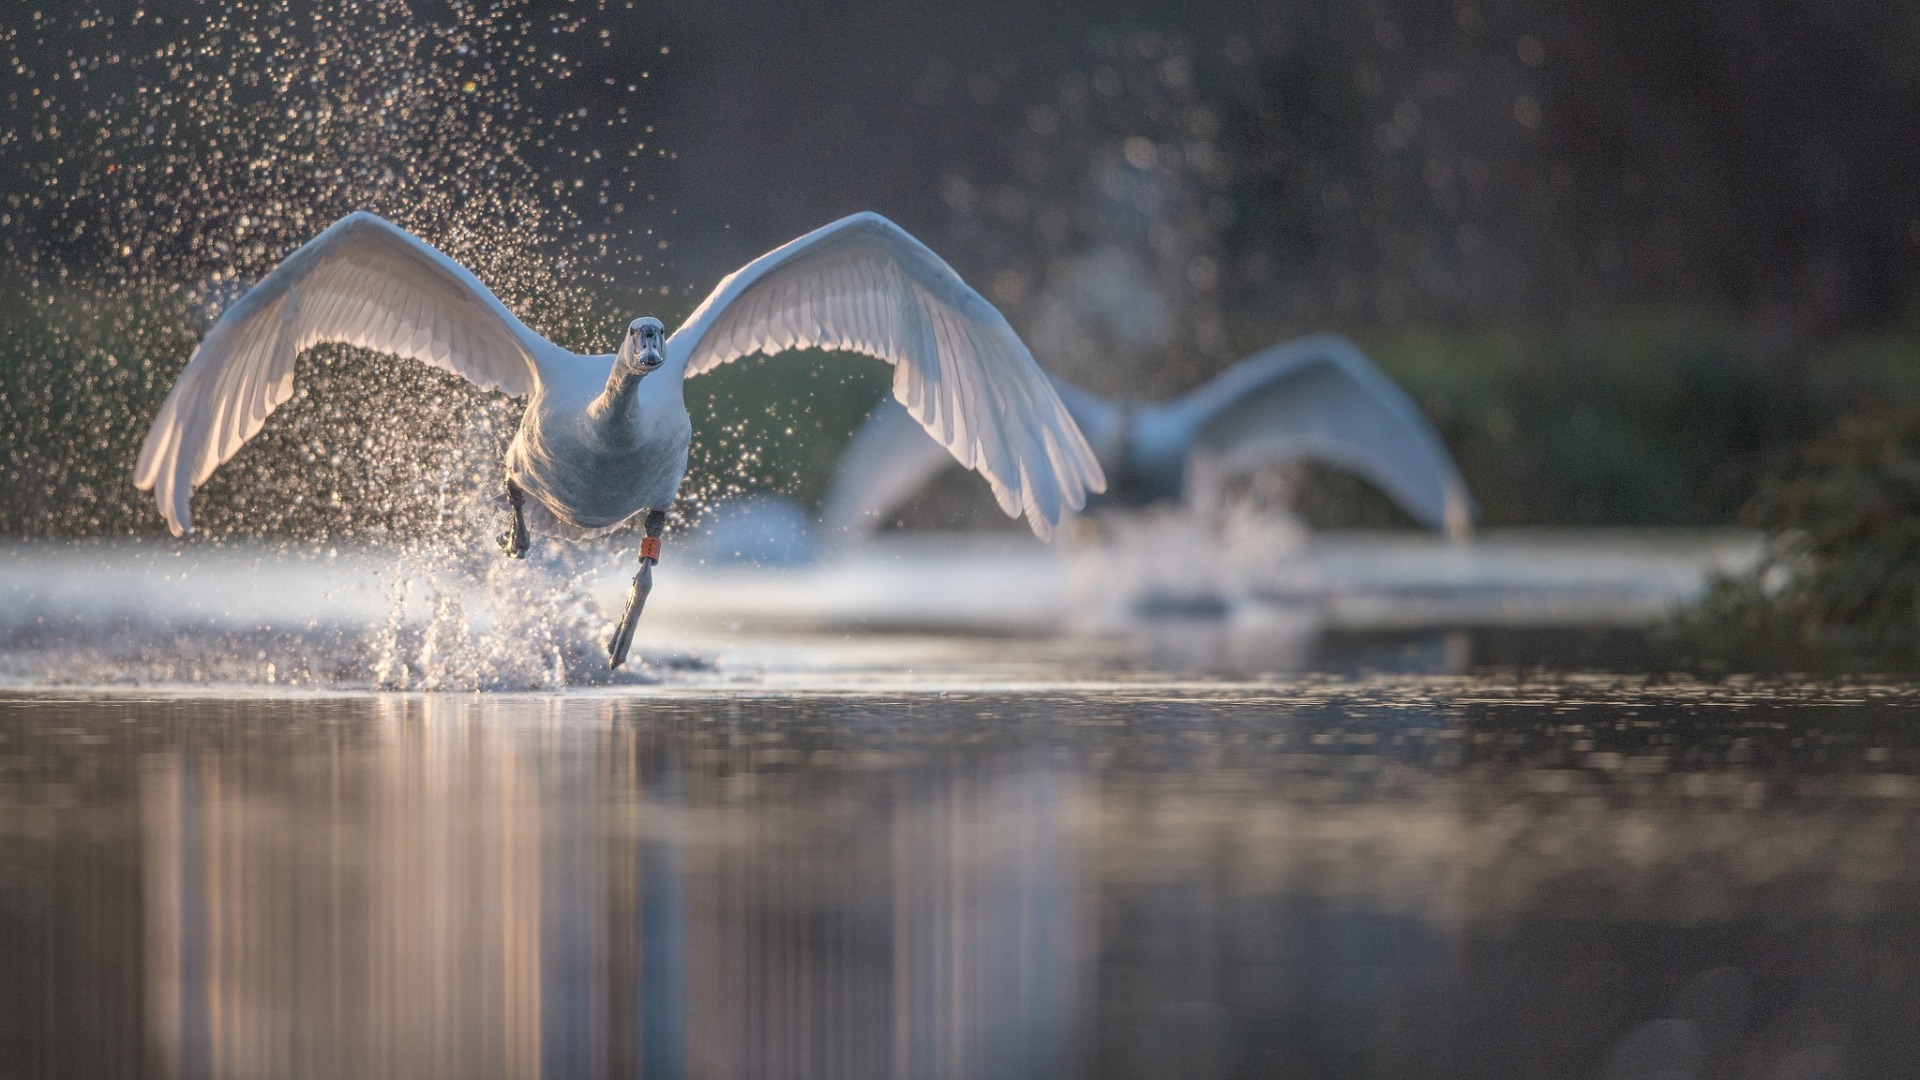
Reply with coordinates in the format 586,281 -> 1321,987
135,211 -> 1105,666
822,332 -> 1474,541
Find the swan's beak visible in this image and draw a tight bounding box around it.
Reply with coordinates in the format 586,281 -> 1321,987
619,332 -> 666,375
626,316 -> 667,374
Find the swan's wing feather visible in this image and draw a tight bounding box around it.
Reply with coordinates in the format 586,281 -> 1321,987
1160,332 -> 1476,538
673,212 -> 1104,539
818,397 -> 966,541
134,211 -> 552,535
820,376 -> 1125,542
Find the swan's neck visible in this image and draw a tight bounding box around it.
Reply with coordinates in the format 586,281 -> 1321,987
600,363 -> 643,408
587,365 -> 646,437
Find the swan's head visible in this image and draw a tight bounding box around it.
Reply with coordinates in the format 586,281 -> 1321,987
621,316 -> 666,373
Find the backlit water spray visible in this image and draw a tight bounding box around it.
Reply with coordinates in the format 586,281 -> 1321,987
0,1 -> 735,687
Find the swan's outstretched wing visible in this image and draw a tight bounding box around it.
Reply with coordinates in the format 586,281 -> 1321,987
820,379 -> 1124,541
135,212 -> 554,535
1151,332 -> 1476,538
672,212 -> 1104,539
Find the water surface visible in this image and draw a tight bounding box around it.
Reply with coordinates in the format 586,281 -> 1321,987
5,680 -> 1919,1080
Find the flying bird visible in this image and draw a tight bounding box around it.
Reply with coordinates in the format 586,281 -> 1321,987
135,211 -> 1104,666
822,332 -> 1474,541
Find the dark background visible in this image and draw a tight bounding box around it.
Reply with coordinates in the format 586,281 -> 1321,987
6,0 -> 1920,536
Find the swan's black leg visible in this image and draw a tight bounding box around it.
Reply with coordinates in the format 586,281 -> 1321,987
607,509 -> 668,669
499,478 -> 531,559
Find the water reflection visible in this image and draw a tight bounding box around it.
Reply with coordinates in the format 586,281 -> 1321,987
130,698 -> 1089,1080
143,706 -> 553,1080
6,684 -> 1920,1078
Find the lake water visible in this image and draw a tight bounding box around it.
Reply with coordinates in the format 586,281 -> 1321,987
6,682 -> 1920,1080
5,535 -> 1916,1080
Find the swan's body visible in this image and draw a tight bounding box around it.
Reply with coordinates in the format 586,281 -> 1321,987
824,333 -> 1475,541
135,211 -> 1104,664
504,344 -> 693,539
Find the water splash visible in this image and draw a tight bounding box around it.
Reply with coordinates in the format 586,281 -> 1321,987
361,499 -> 689,691
0,0 -> 663,541
0,2 -> 784,687
1067,488 -> 1313,629
0,529 -> 715,691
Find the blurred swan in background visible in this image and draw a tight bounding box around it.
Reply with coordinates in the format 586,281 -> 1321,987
823,332 -> 1475,543
135,211 -> 1103,666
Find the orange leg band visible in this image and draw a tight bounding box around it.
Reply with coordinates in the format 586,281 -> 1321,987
639,536 -> 662,562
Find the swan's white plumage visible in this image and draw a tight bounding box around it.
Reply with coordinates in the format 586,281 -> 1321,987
672,213 -> 1104,539
821,332 -> 1477,541
1160,333 -> 1476,539
135,210 -> 1101,545
134,212 -> 552,535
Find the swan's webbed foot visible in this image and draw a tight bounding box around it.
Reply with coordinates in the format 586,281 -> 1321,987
607,509 -> 668,669
499,479 -> 531,560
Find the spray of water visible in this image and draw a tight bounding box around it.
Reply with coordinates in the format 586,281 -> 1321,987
0,0 -> 736,688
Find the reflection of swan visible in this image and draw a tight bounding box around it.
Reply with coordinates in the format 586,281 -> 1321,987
823,332 -> 1476,541
134,211 -> 1103,665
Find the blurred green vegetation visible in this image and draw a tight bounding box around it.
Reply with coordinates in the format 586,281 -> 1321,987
1349,319 -> 1794,527
679,352 -> 894,514
1668,409 -> 1920,672
1306,315 -> 1920,530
